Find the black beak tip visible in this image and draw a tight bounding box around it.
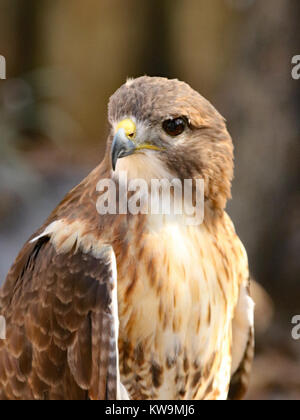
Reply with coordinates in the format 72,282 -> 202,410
111,130 -> 136,171
111,149 -> 118,171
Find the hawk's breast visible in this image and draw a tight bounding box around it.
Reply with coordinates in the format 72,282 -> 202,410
116,214 -> 240,400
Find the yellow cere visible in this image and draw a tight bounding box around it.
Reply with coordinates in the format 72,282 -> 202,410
116,119 -> 136,140
116,118 -> 165,152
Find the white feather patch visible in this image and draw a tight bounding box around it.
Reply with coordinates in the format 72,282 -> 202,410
30,219 -> 107,260
231,285 -> 255,375
29,220 -> 64,244
109,248 -> 130,400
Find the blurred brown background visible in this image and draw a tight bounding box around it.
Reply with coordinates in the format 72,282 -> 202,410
0,0 -> 299,400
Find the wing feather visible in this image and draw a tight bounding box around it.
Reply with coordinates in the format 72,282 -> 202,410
0,234 -> 123,400
228,326 -> 254,400
229,282 -> 255,400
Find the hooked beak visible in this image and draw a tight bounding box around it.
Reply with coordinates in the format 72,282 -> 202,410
111,127 -> 136,171
111,118 -> 165,171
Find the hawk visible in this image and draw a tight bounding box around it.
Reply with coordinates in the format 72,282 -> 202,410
0,76 -> 254,400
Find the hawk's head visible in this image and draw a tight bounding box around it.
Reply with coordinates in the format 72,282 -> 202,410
108,76 -> 233,210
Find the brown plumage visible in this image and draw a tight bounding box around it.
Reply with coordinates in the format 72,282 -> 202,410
0,76 -> 254,400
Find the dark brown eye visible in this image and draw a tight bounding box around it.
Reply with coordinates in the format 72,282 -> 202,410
163,117 -> 186,137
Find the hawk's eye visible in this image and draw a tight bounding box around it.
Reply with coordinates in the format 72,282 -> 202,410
163,118 -> 186,137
